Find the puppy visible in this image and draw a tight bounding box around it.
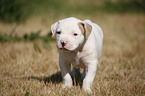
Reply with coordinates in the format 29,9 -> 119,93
51,17 -> 103,93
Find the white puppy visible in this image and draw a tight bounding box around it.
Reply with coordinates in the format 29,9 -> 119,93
51,17 -> 103,93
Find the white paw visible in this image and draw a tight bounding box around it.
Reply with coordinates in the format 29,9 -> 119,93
83,86 -> 92,94
63,81 -> 72,88
83,79 -> 92,93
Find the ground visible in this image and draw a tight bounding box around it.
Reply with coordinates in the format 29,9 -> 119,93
0,14 -> 145,96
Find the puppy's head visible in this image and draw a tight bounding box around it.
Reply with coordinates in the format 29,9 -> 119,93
51,17 -> 92,51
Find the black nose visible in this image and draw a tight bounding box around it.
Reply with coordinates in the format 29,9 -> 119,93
61,41 -> 66,47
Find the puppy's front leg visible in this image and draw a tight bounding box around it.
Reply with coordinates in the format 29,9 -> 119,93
82,60 -> 98,93
59,58 -> 72,88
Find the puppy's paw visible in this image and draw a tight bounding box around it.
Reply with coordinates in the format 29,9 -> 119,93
63,81 -> 73,88
82,80 -> 92,94
83,87 -> 92,94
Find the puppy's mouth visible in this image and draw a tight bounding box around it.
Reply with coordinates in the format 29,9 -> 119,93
57,43 -> 77,52
59,48 -> 70,51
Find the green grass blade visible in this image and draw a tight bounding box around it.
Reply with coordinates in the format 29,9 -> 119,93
33,43 -> 41,53
43,41 -> 51,50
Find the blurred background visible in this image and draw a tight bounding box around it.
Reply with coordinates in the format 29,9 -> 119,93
0,0 -> 144,42
0,0 -> 145,23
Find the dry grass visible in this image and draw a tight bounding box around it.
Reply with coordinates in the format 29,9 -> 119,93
0,14 -> 145,96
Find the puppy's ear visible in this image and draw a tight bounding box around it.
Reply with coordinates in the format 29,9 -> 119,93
78,22 -> 92,39
78,22 -> 85,35
51,22 -> 59,37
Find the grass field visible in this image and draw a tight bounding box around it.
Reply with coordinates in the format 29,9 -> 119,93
0,13 -> 145,96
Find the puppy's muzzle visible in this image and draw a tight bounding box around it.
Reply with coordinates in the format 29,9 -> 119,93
60,40 -> 67,47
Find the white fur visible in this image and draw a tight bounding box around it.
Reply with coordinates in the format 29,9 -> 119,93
51,17 -> 103,93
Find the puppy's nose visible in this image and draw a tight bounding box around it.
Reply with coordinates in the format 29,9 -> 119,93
61,41 -> 67,47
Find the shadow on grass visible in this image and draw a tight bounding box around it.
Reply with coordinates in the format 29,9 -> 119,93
28,71 -> 83,86
28,72 -> 62,84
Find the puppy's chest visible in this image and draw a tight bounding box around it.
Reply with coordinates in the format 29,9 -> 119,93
71,52 -> 86,68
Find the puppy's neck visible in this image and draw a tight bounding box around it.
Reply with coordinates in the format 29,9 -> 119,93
76,38 -> 87,52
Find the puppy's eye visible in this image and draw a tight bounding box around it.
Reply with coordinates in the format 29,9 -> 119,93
56,31 -> 61,35
74,33 -> 78,36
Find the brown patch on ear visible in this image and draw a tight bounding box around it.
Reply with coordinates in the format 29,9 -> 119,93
78,22 -> 85,35
85,23 -> 92,38
78,22 -> 92,39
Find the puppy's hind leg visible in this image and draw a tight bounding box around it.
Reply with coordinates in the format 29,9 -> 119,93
72,67 -> 81,77
81,68 -> 87,80
71,67 -> 81,85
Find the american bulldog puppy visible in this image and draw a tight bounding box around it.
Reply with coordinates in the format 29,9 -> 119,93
51,17 -> 103,93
